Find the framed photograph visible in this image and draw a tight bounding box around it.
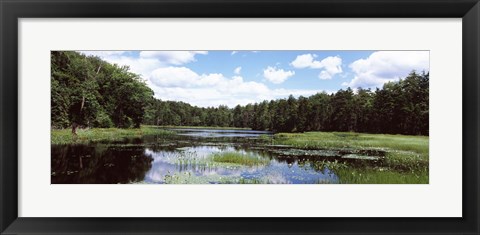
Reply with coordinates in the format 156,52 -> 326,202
1,0 -> 479,234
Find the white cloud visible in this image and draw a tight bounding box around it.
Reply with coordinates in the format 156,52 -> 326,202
139,51 -> 207,65
290,54 -> 343,80
316,56 -> 343,80
150,67 -> 200,87
78,51 -> 326,108
234,66 -> 242,75
263,66 -> 295,84
79,51 -> 126,57
290,54 -> 318,69
231,51 -> 238,55
344,51 -> 429,88
78,50 -> 208,81
79,51 -> 162,80
149,66 -> 318,107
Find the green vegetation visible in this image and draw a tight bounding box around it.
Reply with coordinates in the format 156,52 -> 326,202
143,71 -> 428,135
274,132 -> 428,154
334,168 -> 428,184
211,152 -> 270,166
50,51 -> 429,184
273,131 -> 428,184
161,152 -> 269,184
162,172 -> 251,184
51,126 -> 174,145
51,51 -> 153,129
52,51 -> 428,136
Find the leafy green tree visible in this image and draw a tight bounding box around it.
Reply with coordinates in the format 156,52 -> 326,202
51,51 -> 153,129
52,51 -> 428,136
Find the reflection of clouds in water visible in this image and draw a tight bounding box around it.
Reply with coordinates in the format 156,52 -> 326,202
144,159 -> 181,183
200,169 -> 241,177
144,147 -> 249,183
240,161 -> 337,184
182,146 -> 224,158
143,144 -> 338,184
240,164 -> 290,184
261,171 -> 290,184
173,128 -> 272,138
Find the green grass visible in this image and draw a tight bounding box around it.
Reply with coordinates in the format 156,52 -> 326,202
273,131 -> 429,184
152,125 -> 251,130
51,126 -> 174,145
274,132 -> 428,163
162,171 -> 241,184
211,152 -> 270,166
275,132 -> 428,153
335,167 -> 428,184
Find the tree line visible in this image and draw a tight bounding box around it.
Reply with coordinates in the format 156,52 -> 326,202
52,51 -> 429,136
51,51 -> 153,129
143,71 -> 428,135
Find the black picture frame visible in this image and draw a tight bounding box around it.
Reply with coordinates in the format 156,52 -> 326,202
1,0 -> 479,234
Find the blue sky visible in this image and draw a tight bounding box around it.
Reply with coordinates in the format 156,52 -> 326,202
80,50 -> 429,108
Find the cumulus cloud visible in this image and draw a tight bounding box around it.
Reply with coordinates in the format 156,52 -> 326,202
149,66 -> 318,107
263,66 -> 295,84
139,51 -> 207,65
79,51 -> 126,57
344,51 -> 429,88
234,66 -> 242,75
79,51 -> 162,80
78,50 -> 209,81
79,51 -> 326,107
290,54 -> 343,80
290,54 -> 318,69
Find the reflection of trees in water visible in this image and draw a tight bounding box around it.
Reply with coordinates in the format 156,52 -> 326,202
51,144 -> 153,184
143,134 -> 270,152
51,132 -> 382,184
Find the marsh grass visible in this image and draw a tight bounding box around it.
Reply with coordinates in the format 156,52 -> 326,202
162,172 -> 268,184
274,131 -> 429,184
51,126 -> 174,145
162,172 -> 239,184
238,178 -> 263,184
334,167 -> 429,184
274,132 -> 428,158
211,152 -> 270,166
384,151 -> 428,172
275,132 -> 427,153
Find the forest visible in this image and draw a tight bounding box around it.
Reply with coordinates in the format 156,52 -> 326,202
51,51 -> 153,129
51,51 -> 429,136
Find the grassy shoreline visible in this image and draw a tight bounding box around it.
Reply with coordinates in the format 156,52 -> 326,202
272,131 -> 429,184
51,126 -> 174,145
51,126 -> 428,184
51,125 -> 250,145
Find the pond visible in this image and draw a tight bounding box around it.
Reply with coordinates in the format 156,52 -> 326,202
51,128 -> 384,184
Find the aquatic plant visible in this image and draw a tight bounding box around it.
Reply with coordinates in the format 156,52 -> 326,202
272,131 -> 429,184
211,152 -> 270,166
334,167 -> 428,184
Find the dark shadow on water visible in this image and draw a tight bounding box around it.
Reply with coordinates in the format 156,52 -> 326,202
51,144 -> 153,184
51,128 -> 385,184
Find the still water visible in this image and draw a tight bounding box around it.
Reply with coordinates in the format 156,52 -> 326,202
51,128 -> 380,184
